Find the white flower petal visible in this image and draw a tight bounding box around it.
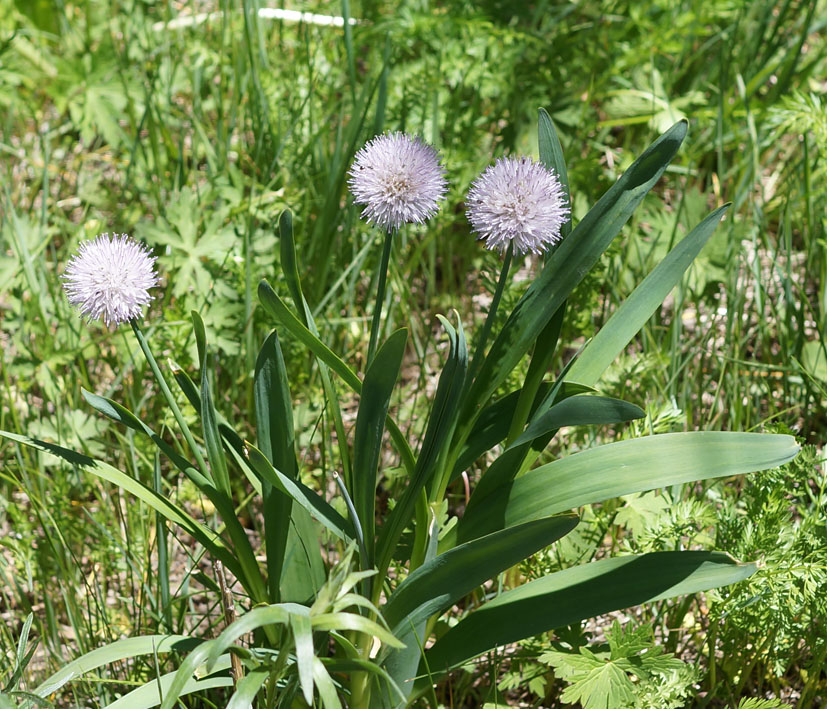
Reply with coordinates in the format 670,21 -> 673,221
466,156 -> 570,255
348,132 -> 447,231
63,234 -> 159,327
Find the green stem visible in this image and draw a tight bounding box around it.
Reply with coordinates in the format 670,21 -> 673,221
467,243 -> 513,385
367,228 -> 395,366
130,320 -> 209,477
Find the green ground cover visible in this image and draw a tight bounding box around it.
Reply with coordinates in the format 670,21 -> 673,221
0,0 -> 825,706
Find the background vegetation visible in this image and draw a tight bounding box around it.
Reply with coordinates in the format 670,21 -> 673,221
0,0 -> 825,706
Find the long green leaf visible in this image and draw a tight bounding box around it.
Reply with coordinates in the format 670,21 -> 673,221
511,395 -> 644,448
0,431 -> 242,578
226,667 -> 269,709
424,551 -> 756,671
199,345 -> 267,602
200,347 -> 231,495
108,658 -> 232,709
291,611 -> 316,706
259,279 -> 415,474
383,514 -> 579,637
463,120 -> 688,419
205,604 -> 301,669
459,432 -> 799,542
254,329 -> 323,604
353,329 -> 408,567
32,635 -> 199,698
258,279 -> 361,390
538,108 -> 571,238
313,657 -> 343,709
450,382 -> 592,480
566,204 -> 730,387
376,315 -> 468,575
255,330 -> 294,602
80,388 -> 211,488
278,208 -> 354,491
244,444 -> 354,542
382,515 -> 441,705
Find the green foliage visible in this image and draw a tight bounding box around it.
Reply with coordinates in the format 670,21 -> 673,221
541,622 -> 698,709
1,0 -> 825,706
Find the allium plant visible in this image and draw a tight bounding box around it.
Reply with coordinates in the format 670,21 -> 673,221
3,112 -> 799,708
348,131 -> 447,364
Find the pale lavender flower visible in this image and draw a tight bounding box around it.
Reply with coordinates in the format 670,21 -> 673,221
348,132 -> 447,231
466,156 -> 569,255
63,234 -> 159,327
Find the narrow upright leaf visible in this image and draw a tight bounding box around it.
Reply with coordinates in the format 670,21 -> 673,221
353,329 -> 408,567
566,204 -> 730,387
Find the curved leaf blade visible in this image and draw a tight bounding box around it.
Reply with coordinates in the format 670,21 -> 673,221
32,635 -> 198,698
383,514 -> 579,636
108,658 -> 232,709
566,204 -> 730,387
460,432 -> 799,541
424,551 -> 756,672
511,395 -> 644,448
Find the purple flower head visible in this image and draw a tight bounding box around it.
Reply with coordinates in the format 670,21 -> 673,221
63,233 -> 159,327
466,156 -> 569,255
348,132 -> 448,231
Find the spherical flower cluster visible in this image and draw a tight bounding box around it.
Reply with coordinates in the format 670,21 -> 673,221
63,233 -> 159,327
348,132 -> 447,231
466,156 -> 569,255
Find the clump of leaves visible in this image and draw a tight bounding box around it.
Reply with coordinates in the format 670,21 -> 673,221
540,620 -> 698,709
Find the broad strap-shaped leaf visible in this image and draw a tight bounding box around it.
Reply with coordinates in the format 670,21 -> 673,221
459,432 -> 799,542
31,635 -> 199,698
0,431 -> 243,580
450,381 -> 593,480
383,514 -> 579,638
353,329 -> 408,568
424,551 -> 756,672
511,395 -> 644,448
566,204 -> 731,387
376,315 -> 468,576
255,329 -> 324,605
462,120 -> 688,422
